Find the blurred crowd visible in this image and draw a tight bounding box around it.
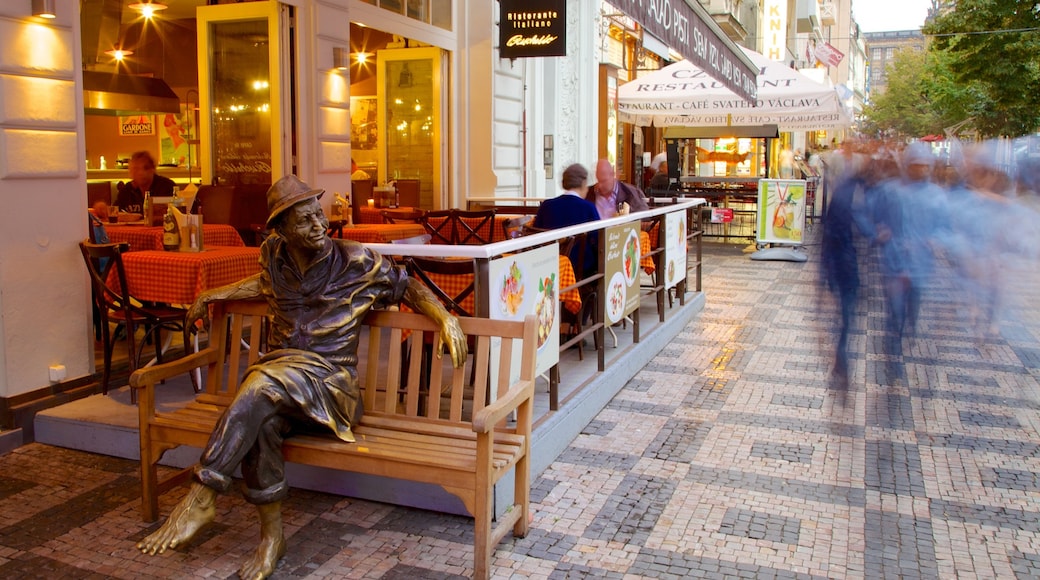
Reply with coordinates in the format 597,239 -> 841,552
818,135 -> 1040,387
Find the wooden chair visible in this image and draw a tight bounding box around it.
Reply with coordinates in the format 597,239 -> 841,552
351,179 -> 375,225
380,208 -> 426,224
78,240 -> 198,399
454,209 -> 496,245
420,209 -> 456,244
394,179 -> 420,208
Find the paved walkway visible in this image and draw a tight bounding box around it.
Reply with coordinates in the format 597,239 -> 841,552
3,236 -> 1040,579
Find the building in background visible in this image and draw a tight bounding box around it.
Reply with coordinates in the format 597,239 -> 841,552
863,30 -> 927,98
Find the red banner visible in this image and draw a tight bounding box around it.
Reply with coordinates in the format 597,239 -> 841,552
814,42 -> 844,67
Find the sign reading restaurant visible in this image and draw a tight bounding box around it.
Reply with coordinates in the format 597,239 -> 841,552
606,0 -> 758,104
499,0 -> 566,58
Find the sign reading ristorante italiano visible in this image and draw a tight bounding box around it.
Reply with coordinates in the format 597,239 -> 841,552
499,0 -> 566,58
605,0 -> 758,103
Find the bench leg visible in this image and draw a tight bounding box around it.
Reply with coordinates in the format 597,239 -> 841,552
141,456 -> 160,522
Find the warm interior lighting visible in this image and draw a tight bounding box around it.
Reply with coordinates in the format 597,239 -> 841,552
32,0 -> 56,19
105,48 -> 133,60
355,52 -> 370,65
129,2 -> 168,19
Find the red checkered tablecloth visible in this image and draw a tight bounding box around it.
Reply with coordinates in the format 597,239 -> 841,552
111,247 -> 261,305
639,230 -> 655,275
336,224 -> 426,243
106,224 -> 245,252
423,215 -> 514,243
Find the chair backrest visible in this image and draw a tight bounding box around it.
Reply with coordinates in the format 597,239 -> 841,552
194,185 -> 236,225
87,182 -> 113,207
454,209 -> 496,245
390,233 -> 432,245
381,208 -> 426,224
78,240 -> 132,317
405,256 -> 477,317
395,179 -> 421,208
420,209 -> 455,244
351,179 -> 375,224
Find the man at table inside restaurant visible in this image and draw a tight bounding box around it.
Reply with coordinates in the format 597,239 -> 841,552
586,158 -> 649,219
533,162 -> 601,277
135,174 -> 468,580
115,150 -> 176,214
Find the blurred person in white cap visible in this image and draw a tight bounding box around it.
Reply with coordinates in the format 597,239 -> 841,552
869,142 -> 948,344
136,175 -> 468,579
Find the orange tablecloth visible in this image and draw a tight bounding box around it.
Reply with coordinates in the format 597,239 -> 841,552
356,206 -> 383,224
112,247 -> 261,305
335,223 -> 426,243
418,255 -> 579,316
106,224 -> 245,252
639,230 -> 655,275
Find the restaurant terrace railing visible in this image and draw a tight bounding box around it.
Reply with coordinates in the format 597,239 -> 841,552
367,199 -> 705,414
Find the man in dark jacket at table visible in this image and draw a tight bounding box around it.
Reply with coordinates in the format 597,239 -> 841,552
533,163 -> 600,277
586,158 -> 649,219
116,150 -> 177,214
135,175 -> 467,580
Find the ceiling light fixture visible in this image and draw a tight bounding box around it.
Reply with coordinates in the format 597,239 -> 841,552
105,48 -> 134,60
32,0 -> 56,19
129,2 -> 168,19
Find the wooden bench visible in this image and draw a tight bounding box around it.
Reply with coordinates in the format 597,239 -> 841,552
130,299 -> 537,579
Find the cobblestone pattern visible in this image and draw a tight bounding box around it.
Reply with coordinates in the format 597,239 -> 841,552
2,236 -> 1040,578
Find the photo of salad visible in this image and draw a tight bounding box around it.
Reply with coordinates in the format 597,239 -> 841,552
622,230 -> 640,285
535,274 -> 556,349
498,261 -> 525,317
607,271 -> 626,324
667,259 -> 675,285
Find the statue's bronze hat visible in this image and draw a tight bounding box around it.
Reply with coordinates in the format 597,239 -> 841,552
266,175 -> 325,228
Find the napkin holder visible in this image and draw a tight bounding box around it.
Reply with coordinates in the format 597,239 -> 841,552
171,207 -> 204,252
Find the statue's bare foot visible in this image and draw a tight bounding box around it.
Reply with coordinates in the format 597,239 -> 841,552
237,532 -> 286,580
137,483 -> 217,555
239,502 -> 285,580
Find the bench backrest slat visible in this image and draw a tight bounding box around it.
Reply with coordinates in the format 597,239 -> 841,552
200,302 -> 534,427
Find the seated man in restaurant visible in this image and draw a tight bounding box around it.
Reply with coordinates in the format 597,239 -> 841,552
586,158 -> 649,219
648,160 -> 672,192
116,150 -> 176,214
533,163 -> 600,278
135,175 -> 468,580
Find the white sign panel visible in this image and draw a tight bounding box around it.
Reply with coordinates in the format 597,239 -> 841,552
664,210 -> 688,290
489,244 -> 560,384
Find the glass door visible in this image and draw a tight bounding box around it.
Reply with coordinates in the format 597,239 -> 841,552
377,47 -> 447,209
197,1 -> 295,186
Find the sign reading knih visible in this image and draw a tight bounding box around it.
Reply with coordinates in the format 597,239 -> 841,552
499,0 -> 567,58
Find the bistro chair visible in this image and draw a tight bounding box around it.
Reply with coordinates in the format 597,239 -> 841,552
394,179 -> 421,208
380,208 -> 426,224
420,209 -> 456,244
79,240 -> 198,401
454,208 -> 497,245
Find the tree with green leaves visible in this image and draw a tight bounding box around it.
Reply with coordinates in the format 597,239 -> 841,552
861,47 -> 973,139
924,0 -> 1040,137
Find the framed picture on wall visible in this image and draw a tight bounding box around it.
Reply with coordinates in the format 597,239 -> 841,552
350,96 -> 378,150
119,115 -> 155,136
158,105 -> 196,168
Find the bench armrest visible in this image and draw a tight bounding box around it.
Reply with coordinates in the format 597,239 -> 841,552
129,347 -> 219,389
471,378 -> 535,433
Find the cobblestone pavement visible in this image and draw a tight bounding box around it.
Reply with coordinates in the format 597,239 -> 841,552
3,236 -> 1040,579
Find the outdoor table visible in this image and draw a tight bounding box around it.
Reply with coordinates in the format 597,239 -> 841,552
105,224 -> 245,251
110,246 -> 261,305
333,223 -> 426,243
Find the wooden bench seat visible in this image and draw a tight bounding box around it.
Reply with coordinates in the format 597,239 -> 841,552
131,300 -> 537,579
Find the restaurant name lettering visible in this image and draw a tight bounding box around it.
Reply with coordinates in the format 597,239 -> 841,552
605,0 -> 757,103
499,0 -> 566,58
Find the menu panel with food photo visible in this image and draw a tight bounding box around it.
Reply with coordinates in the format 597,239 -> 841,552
664,210 -> 687,290
489,244 -> 560,381
604,223 -> 642,324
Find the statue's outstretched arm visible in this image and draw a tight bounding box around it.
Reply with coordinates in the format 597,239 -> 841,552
402,278 -> 468,368
187,274 -> 263,333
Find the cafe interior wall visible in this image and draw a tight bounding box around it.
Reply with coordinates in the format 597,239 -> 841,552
0,4 -> 94,403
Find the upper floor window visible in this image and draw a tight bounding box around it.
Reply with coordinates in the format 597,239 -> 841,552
361,0 -> 451,31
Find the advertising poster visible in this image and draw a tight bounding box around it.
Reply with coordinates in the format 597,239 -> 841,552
757,179 -> 806,245
489,244 -> 560,389
604,223 -> 642,325
119,115 -> 154,136
664,210 -> 687,290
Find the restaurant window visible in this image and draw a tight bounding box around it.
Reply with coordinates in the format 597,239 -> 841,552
198,2 -> 295,186
372,0 -> 452,31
